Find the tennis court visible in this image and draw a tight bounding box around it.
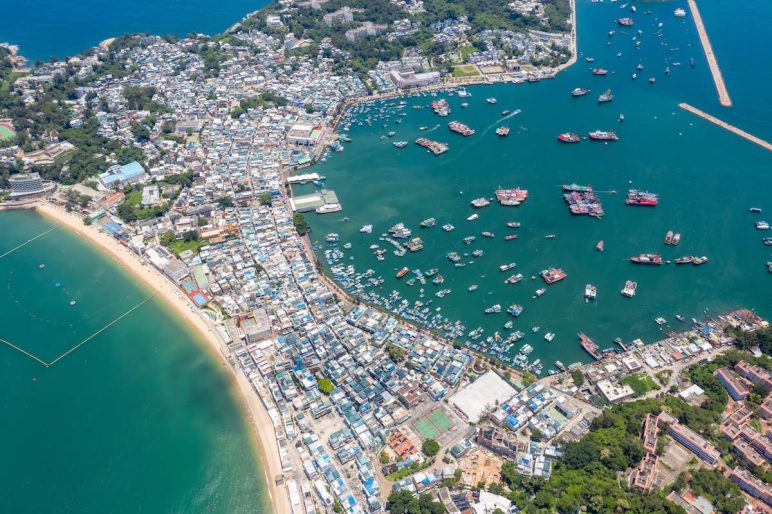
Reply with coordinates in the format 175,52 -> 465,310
413,408 -> 455,440
413,417 -> 439,440
428,409 -> 454,432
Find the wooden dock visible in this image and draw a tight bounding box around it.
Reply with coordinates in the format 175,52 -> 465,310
679,103 -> 772,153
687,0 -> 732,107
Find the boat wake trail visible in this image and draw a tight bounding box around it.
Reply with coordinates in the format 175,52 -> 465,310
478,110 -> 522,137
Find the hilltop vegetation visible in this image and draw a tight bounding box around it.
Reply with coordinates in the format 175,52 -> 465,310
248,0 -> 571,73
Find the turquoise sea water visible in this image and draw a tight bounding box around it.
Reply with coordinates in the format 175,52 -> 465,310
0,210 -> 270,513
306,0 -> 772,367
1,0 -> 271,62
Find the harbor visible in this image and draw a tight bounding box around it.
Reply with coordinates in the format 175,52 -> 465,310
302,0 -> 772,369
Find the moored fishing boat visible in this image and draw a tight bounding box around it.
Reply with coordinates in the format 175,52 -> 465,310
596,240 -> 604,251
621,280 -> 637,297
541,268 -> 567,284
630,253 -> 663,265
558,132 -> 581,143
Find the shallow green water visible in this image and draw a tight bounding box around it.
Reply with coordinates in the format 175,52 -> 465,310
306,0 -> 772,366
0,210 -> 270,513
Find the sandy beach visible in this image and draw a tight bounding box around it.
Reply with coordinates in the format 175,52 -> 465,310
33,201 -> 291,514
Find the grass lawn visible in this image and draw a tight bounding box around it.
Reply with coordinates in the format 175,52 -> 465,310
126,190 -> 142,207
452,65 -> 479,78
459,45 -> 477,59
620,373 -> 659,396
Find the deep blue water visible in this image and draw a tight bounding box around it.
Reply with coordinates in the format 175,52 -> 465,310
1,0 -> 271,62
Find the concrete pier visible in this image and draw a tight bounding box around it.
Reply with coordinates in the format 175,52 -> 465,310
679,103 -> 772,153
687,0 -> 732,107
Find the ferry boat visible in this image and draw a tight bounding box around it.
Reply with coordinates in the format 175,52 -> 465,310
617,17 -> 634,26
664,230 -> 673,245
397,267 -> 409,278
471,198 -> 491,208
541,268 -> 567,284
588,130 -> 618,141
626,189 -> 658,206
393,141 -> 408,148
596,240 -> 604,251
504,234 -> 518,241
591,68 -> 608,76
442,223 -> 455,232
507,221 -> 521,228
484,304 -> 502,314
572,87 -> 590,96
533,288 -> 546,298
360,224 -> 373,233
579,332 -> 602,360
630,254 -> 662,265
585,284 -> 597,300
448,121 -> 475,136
508,304 -> 523,317
558,132 -> 581,143
419,218 -> 436,228
544,332 -> 555,342
691,256 -> 708,265
500,262 -> 517,272
326,233 -> 340,242
598,89 -> 614,103
675,255 -> 694,264
486,98 -> 498,104
621,280 -> 637,297
496,126 -> 510,137
316,203 -> 343,214
674,7 -> 686,16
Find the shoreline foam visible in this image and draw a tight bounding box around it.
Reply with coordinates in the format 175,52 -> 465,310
31,201 -> 291,514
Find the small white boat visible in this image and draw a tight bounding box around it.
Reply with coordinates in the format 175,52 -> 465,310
467,214 -> 479,221
544,332 -> 555,342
